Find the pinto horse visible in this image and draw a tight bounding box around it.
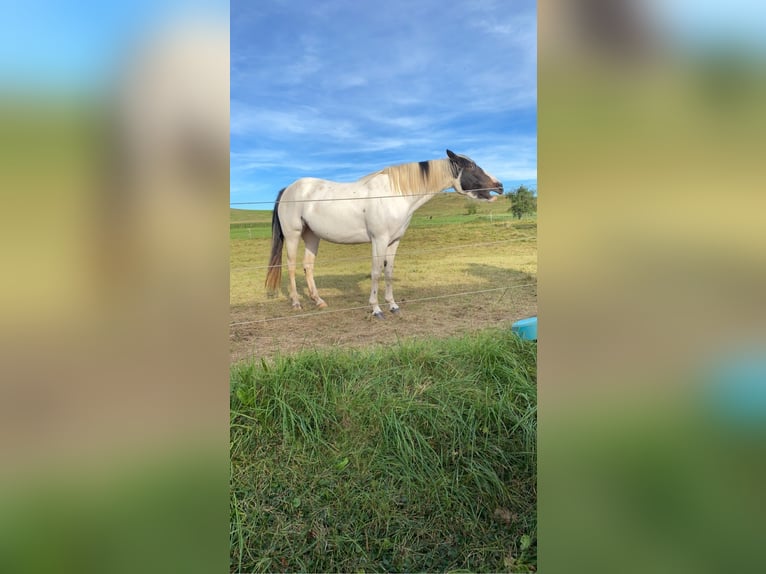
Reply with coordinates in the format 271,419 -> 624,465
265,150 -> 503,319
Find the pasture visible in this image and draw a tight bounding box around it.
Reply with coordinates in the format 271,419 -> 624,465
230,328 -> 537,572
229,192 -> 538,572
230,193 -> 537,361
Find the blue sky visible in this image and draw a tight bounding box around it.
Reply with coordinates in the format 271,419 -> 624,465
230,0 -> 537,207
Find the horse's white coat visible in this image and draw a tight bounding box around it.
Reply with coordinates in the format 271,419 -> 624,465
265,152 -> 502,317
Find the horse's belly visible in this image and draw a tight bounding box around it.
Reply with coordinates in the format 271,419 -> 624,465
308,214 -> 370,244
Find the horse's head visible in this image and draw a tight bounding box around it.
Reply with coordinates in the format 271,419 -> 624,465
447,149 -> 504,201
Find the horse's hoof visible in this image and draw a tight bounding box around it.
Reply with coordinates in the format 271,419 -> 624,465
390,307 -> 401,315
373,311 -> 385,320
316,301 -> 328,309
291,303 -> 302,311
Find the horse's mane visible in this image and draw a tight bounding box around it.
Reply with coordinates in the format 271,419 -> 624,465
360,158 -> 457,196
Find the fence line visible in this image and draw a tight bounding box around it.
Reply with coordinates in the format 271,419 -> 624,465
230,188 -> 504,207
229,283 -> 536,328
231,212 -> 521,227
229,236 -> 537,272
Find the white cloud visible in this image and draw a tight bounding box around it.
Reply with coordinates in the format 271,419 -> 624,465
231,102 -> 360,140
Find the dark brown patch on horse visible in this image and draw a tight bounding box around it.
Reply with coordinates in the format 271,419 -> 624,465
447,150 -> 502,199
460,169 -> 493,199
418,160 -> 430,182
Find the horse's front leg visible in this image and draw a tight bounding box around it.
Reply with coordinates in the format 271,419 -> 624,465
383,239 -> 401,314
369,238 -> 387,319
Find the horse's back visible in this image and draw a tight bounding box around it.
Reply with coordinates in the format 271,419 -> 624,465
283,175 -> 386,201
278,175 -> 391,244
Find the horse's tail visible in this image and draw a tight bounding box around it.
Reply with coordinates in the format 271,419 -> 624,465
265,187 -> 286,294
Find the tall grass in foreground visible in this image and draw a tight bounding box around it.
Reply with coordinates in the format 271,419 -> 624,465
230,328 -> 537,573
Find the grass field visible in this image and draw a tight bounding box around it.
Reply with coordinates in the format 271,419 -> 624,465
229,193 -> 538,572
229,193 -> 537,360
230,327 -> 537,573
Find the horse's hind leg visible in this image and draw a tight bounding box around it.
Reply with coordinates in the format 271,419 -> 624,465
285,232 -> 302,309
302,228 -> 327,309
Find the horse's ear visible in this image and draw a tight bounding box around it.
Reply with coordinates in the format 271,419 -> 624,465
447,149 -> 471,168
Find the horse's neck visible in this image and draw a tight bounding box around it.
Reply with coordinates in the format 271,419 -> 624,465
385,158 -> 456,197
423,158 -> 456,194
408,190 -> 437,213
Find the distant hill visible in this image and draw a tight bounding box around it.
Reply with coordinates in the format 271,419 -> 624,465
230,191 -> 515,222
230,208 -> 270,223
414,192 -> 511,218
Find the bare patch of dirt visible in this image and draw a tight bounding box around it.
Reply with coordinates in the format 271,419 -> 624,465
230,281 -> 536,363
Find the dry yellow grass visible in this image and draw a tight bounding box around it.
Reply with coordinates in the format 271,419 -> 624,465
229,195 -> 536,361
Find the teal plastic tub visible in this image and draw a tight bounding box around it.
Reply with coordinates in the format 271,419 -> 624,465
512,317 -> 537,341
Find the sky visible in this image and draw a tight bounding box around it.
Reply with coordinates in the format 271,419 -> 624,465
230,0 -> 538,207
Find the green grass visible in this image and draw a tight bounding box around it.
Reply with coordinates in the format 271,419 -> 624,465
414,193 -> 514,218
230,209 -> 272,240
230,328 -> 537,573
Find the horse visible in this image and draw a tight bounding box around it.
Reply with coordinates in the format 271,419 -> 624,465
265,149 -> 503,319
